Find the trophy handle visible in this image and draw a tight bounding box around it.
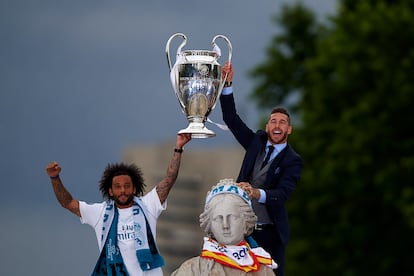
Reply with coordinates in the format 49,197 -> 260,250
212,35 -> 233,104
212,34 -> 233,63
166,33 -> 187,72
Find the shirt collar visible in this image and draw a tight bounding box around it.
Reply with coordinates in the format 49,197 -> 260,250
266,141 -> 287,153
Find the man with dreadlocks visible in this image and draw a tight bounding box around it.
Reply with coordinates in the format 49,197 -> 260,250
45,133 -> 191,276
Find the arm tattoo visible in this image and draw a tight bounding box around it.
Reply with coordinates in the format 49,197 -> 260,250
157,151 -> 181,204
51,178 -> 80,216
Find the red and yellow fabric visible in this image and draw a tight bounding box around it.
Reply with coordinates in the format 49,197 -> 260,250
200,238 -> 274,272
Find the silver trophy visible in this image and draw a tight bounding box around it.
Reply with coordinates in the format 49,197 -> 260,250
166,33 -> 232,138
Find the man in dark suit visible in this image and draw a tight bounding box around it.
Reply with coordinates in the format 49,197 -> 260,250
219,62 -> 303,276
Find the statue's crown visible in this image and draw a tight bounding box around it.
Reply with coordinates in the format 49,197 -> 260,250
205,179 -> 251,207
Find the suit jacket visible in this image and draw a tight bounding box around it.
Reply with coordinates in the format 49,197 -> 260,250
220,93 -> 303,245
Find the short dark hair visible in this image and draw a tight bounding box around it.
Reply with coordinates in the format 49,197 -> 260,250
271,106 -> 290,123
99,163 -> 146,200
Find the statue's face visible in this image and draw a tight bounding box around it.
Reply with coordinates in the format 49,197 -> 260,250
210,194 -> 245,245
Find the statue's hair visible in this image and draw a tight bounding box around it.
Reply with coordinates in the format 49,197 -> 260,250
99,162 -> 146,200
199,193 -> 257,239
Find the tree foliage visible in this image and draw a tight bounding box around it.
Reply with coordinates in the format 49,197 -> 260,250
250,1 -> 414,274
249,3 -> 321,118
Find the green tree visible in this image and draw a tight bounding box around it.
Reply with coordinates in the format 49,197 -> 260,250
249,3 -> 321,118
250,1 -> 414,275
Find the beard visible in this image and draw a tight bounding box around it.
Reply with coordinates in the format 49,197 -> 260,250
275,132 -> 288,144
114,194 -> 134,207
270,130 -> 288,144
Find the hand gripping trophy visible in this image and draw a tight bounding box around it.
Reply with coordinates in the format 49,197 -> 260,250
166,33 -> 232,138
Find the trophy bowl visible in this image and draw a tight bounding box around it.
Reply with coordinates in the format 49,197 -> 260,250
166,33 -> 232,138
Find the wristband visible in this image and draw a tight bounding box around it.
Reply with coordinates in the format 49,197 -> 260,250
174,148 -> 183,153
50,175 -> 60,179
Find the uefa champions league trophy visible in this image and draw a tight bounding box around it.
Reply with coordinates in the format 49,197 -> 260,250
166,33 -> 232,138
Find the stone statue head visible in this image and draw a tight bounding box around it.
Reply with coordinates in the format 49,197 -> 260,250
200,179 -> 257,245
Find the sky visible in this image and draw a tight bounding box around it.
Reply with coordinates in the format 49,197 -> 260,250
0,1 -> 336,275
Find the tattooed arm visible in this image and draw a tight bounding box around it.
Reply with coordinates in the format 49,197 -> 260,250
46,161 -> 81,217
156,133 -> 191,204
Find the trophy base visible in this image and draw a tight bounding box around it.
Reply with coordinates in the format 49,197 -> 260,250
178,122 -> 216,138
